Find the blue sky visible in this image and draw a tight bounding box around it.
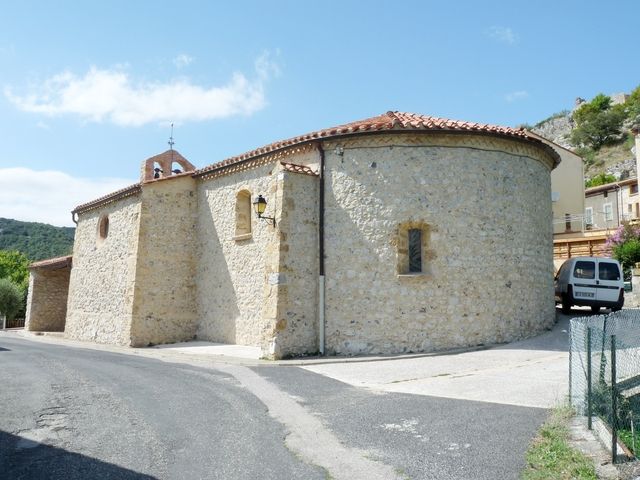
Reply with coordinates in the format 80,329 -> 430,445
1,0 -> 639,226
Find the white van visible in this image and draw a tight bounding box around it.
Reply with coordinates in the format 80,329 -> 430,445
554,257 -> 624,313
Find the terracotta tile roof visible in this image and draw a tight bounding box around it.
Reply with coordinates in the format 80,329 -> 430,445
72,183 -> 141,215
195,111 -> 559,177
72,111 -> 560,217
30,255 -> 72,270
280,162 -> 318,176
585,177 -> 637,196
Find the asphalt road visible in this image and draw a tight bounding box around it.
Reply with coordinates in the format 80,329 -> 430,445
0,335 -> 548,479
0,336 -> 325,480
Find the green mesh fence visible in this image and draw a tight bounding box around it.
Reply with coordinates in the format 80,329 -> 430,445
570,310 -> 640,461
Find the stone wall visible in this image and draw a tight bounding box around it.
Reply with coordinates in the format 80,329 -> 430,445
196,155 -> 321,358
65,195 -> 141,345
195,163 -> 280,348
57,131 -> 556,358
129,176 -> 199,346
266,166 -> 319,358
25,267 -> 70,332
321,133 -> 556,355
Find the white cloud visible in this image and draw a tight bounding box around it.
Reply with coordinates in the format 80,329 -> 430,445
505,90 -> 529,102
173,53 -> 194,69
4,53 -> 280,126
487,26 -> 517,45
35,121 -> 50,130
255,50 -> 281,79
0,168 -> 133,227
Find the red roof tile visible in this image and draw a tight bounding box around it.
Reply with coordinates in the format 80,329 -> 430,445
72,183 -> 141,215
30,255 -> 72,270
195,111 -> 559,177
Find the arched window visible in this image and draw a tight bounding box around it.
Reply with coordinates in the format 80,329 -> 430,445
97,214 -> 109,243
171,162 -> 183,175
235,190 -> 252,240
153,162 -> 163,179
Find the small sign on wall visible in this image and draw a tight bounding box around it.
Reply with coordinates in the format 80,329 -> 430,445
268,273 -> 287,285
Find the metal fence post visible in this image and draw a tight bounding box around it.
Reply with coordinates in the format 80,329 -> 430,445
611,334 -> 617,464
569,325 -> 573,404
587,327 -> 592,429
599,317 -> 608,385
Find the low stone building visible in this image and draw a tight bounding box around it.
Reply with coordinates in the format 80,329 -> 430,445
25,255 -> 72,332
25,111 -> 561,358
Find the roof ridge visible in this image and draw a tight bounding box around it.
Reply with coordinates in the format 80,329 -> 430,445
194,111 -> 559,177
72,183 -> 141,215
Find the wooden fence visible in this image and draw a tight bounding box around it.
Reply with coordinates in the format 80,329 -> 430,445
553,235 -> 609,261
5,318 -> 25,329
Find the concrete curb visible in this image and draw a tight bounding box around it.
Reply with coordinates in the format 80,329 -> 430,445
569,417 -> 622,480
1,328 -> 492,367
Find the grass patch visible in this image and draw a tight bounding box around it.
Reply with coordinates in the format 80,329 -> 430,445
521,406 -> 597,480
619,427 -> 640,456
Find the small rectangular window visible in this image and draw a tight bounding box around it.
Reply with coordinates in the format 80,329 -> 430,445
598,262 -> 620,281
631,184 -> 639,195
585,207 -> 593,226
604,203 -> 613,221
408,229 -> 422,273
574,261 -> 595,279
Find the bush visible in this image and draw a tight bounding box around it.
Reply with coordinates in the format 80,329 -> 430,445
607,224 -> 640,280
0,278 -> 23,320
574,146 -> 597,169
585,172 -> 616,188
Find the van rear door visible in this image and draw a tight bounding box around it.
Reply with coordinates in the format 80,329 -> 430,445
571,259 -> 597,301
596,259 -> 621,303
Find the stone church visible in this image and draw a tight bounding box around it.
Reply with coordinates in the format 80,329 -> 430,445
25,111 -> 560,359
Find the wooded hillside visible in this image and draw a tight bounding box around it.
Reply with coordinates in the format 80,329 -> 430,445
0,218 -> 74,261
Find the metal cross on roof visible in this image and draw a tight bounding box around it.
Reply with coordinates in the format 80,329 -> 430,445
168,122 -> 175,150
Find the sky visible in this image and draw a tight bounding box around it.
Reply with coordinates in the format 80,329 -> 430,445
0,0 -> 639,226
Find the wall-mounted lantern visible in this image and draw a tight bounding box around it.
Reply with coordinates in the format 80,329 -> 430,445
253,195 -> 276,226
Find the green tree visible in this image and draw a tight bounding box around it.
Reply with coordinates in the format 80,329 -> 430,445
585,172 -> 616,188
0,278 -> 23,320
627,84 -> 640,125
0,250 -> 29,291
571,94 -> 626,149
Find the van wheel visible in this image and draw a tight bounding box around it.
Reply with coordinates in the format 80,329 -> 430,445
561,290 -> 572,314
591,306 -> 601,313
